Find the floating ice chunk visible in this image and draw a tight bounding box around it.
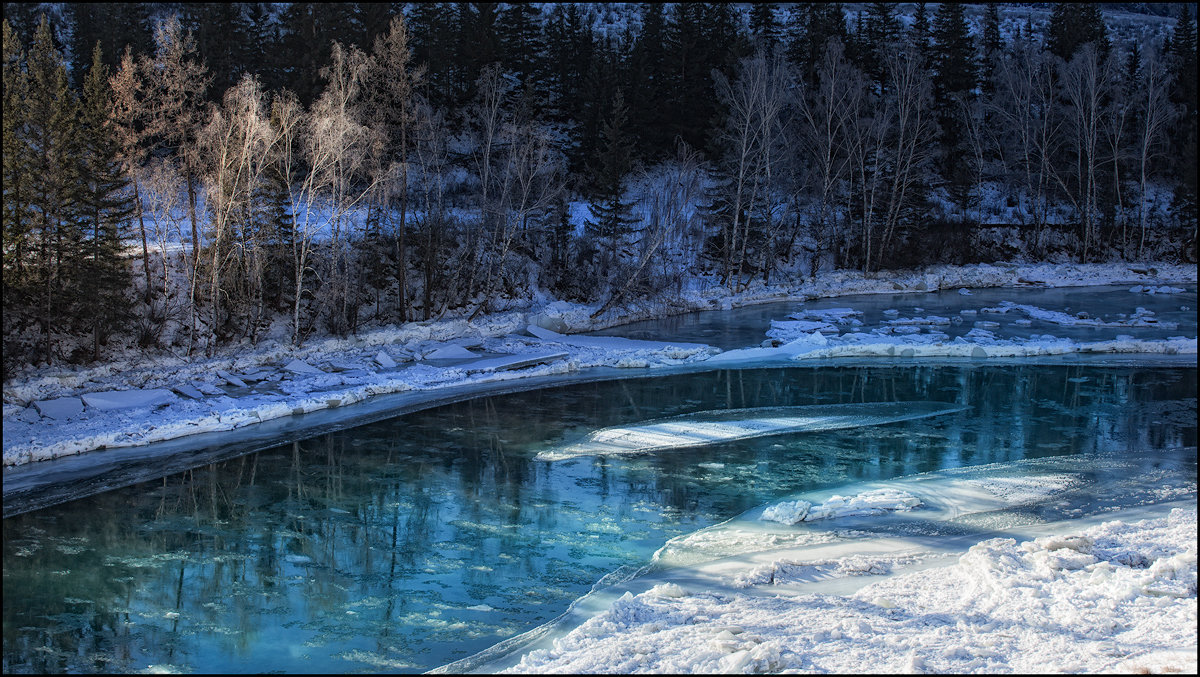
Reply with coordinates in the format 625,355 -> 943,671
761,488 -> 923,525
536,401 -> 966,460
374,350 -> 397,368
705,332 -> 828,364
767,319 -> 837,342
527,324 -> 711,354
886,315 -> 951,326
958,288 -> 972,295
171,384 -> 205,400
883,309 -> 900,317
1131,285 -> 1185,294
282,358 -> 323,375
233,370 -> 272,382
32,397 -> 84,420
195,381 -> 225,396
216,370 -> 247,388
974,321 -> 1000,329
463,351 -> 568,372
81,389 -> 175,411
526,324 -> 563,340
424,345 -> 478,360
788,307 -> 864,324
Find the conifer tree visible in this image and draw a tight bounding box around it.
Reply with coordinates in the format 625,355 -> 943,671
2,19 -> 34,359
1167,5 -> 1198,221
749,3 -> 781,51
498,1 -> 544,85
864,2 -> 901,86
1047,3 -> 1110,62
24,15 -> 82,364
586,90 -> 637,280
785,3 -> 848,84
910,2 -> 932,62
980,2 -> 1004,90
627,3 -> 670,159
74,42 -> 133,361
931,2 -> 978,215
409,2 -> 458,108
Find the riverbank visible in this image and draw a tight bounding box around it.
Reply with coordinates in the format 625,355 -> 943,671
500,504 -> 1198,674
3,261 -> 1196,468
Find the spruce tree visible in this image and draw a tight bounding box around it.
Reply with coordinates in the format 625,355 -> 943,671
586,90 -> 637,280
24,15 -> 83,364
1167,5 -> 1198,221
749,3 -> 781,51
74,42 -> 133,361
409,3 -> 458,108
1047,3 -> 1110,62
497,1 -> 544,85
864,2 -> 901,85
3,19 -> 34,361
980,2 -> 1003,91
627,3 -> 670,159
930,2 -> 978,215
910,2 -> 932,62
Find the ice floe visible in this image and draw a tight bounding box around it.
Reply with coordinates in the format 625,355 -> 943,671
760,489 -> 923,525
80,389 -> 176,411
535,402 -> 966,461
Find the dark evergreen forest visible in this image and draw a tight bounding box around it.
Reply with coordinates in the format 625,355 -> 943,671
2,3 -> 1197,375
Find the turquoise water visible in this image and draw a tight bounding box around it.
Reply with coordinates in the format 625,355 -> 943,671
4,361 -> 1195,673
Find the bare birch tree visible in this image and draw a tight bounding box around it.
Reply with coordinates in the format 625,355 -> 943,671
1057,44 -> 1116,261
1132,47 -> 1175,257
795,41 -> 858,275
364,15 -> 424,322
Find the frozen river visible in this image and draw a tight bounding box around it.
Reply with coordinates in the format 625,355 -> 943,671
2,285 -> 1196,673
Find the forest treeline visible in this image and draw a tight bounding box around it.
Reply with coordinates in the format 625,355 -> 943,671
2,3 -> 1197,375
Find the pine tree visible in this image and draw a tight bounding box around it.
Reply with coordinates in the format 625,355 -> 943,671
910,2 -> 932,62
1047,3 -> 1110,62
785,3 -> 848,83
3,19 -> 35,363
245,2 -> 285,92
863,2 -> 901,85
980,2 -> 1003,91
409,3 -> 458,108
931,2 -> 978,216
74,42 -> 133,361
497,1 -> 544,85
181,3 -> 250,103
749,3 -> 782,52
24,15 -> 83,364
586,90 -> 637,279
627,3 -> 670,159
1167,5 -> 1198,221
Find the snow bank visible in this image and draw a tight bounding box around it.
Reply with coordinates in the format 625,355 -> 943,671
504,507 -> 1198,674
2,262 -> 1193,468
760,489 -> 923,525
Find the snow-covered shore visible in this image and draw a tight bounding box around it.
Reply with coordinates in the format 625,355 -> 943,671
501,506 -> 1198,674
2,261 -> 1195,468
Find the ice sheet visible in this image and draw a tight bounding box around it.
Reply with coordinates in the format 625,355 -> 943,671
535,402 -> 967,461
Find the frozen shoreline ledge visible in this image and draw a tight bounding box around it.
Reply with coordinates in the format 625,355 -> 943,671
2,262 -> 1196,481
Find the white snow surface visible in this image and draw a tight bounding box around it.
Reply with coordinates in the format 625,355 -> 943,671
2,262 -> 1194,467
761,489 -> 923,525
504,507 -> 1198,674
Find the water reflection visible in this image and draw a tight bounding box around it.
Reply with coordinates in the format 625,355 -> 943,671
3,364 -> 1195,673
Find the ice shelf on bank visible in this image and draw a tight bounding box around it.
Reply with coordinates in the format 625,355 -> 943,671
535,402 -> 967,461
